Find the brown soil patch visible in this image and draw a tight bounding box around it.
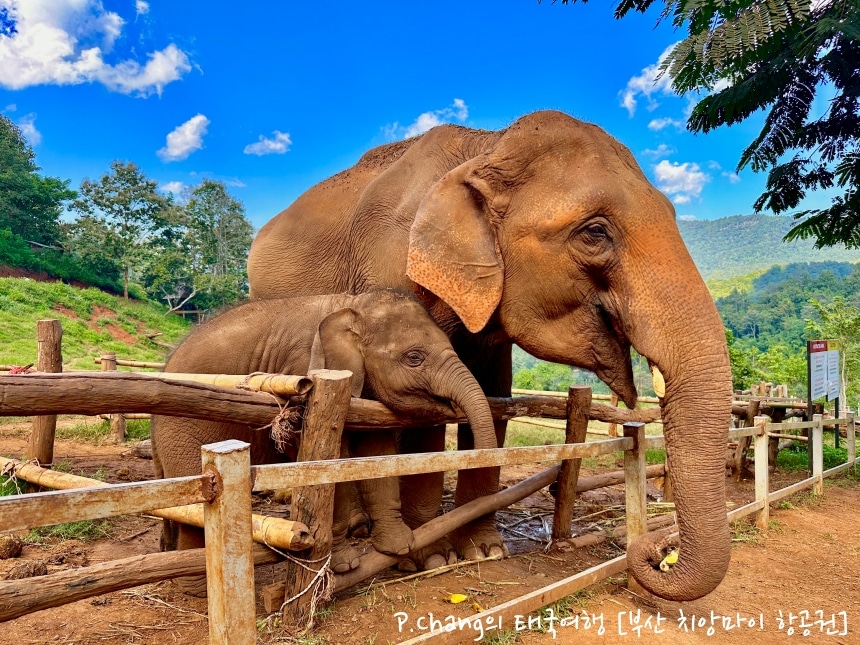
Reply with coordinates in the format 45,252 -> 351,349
48,303 -> 139,344
0,420 -> 857,644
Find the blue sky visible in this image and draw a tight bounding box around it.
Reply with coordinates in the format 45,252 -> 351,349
0,0 -> 810,231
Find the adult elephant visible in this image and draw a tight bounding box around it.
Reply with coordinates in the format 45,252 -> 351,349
248,110 -> 733,601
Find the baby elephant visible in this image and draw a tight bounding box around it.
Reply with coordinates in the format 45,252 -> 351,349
151,290 -> 496,591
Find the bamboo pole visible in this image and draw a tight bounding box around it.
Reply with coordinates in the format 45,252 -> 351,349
94,357 -> 166,369
27,319 -> 63,470
0,456 -> 313,550
149,371 -> 313,396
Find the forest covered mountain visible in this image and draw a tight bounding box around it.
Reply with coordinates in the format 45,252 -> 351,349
678,215 -> 859,281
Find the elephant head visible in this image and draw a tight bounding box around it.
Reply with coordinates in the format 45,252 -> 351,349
407,111 -> 732,601
308,290 -> 497,451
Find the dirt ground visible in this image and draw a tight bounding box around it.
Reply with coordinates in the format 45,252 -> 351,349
1,418 -> 858,645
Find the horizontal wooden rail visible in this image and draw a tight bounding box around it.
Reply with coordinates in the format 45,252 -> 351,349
399,555 -> 629,644
512,388 -> 661,404
728,426 -> 762,440
0,475 -> 214,532
767,476 -> 818,505
0,374 -> 659,429
94,358 -> 166,369
726,499 -> 765,523
252,438 -> 634,491
0,456 -> 313,550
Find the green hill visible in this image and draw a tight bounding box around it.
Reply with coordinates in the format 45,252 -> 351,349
678,214 -> 860,281
0,277 -> 191,371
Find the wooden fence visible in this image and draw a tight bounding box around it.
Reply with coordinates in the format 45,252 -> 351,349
0,329 -> 857,642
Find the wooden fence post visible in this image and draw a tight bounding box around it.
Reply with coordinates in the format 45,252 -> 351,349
847,414 -> 856,471
100,352 -> 126,442
812,414 -> 824,495
623,422 -> 647,593
732,398 -> 760,480
753,416 -> 769,530
552,386 -> 591,540
27,319 -> 63,469
202,440 -> 256,645
283,369 -> 353,629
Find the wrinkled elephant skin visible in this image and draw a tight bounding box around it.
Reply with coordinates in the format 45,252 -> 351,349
152,290 -> 496,578
248,110 -> 733,601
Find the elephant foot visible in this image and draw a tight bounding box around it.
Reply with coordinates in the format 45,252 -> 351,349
397,538 -> 457,572
370,519 -> 414,557
451,518 -> 509,561
331,541 -> 362,573
174,574 -> 208,597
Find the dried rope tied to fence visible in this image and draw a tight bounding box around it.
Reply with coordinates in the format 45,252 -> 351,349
265,540 -> 334,629
236,372 -> 306,459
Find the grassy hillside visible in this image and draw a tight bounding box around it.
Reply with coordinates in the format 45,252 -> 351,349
679,214 -> 860,281
0,277 -> 191,371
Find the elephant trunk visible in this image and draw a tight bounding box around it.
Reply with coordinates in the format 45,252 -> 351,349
432,352 -> 497,450
623,246 -> 733,601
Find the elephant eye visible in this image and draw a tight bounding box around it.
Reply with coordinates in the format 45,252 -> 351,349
403,349 -> 426,367
575,218 -> 613,248
584,223 -> 608,240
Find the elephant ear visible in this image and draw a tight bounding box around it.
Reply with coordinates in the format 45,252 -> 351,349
407,156 -> 504,333
308,308 -> 366,398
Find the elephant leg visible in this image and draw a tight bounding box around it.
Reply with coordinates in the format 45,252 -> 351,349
331,438 -> 361,573
397,426 -> 456,571
347,482 -> 370,538
173,524 -> 208,597
450,420 -> 509,561
351,431 -> 414,557
449,340 -> 511,561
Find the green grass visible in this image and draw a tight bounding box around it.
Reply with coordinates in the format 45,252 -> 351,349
776,441 -> 853,472
54,418 -> 150,443
0,277 -> 190,370
26,519 -> 113,543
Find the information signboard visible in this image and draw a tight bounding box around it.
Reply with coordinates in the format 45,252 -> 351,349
809,340 -> 828,401
827,342 -> 841,401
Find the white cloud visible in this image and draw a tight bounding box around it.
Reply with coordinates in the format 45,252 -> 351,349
0,1 -> 191,97
619,44 -> 677,116
158,114 -> 210,162
642,143 -> 676,159
3,103 -> 16,112
653,160 -> 709,204
135,1 -> 150,16
244,130 -> 291,156
723,171 -> 741,184
385,98 -> 469,140
648,117 -> 685,132
160,180 -> 183,194
16,113 -> 41,145
679,214 -> 697,221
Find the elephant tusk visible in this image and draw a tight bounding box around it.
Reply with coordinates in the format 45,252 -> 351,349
650,364 -> 666,399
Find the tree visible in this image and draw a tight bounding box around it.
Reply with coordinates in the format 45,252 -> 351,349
183,180 -> 253,308
71,161 -> 170,299
141,180 -> 253,311
559,0 -> 860,248
805,296 -> 860,404
0,114 -> 75,245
